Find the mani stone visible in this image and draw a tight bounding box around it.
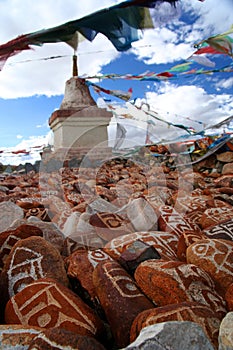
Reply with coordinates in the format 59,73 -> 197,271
130,302 -> 221,349
134,259 -> 226,318
5,277 -> 105,339
185,208 -> 203,226
177,231 -> 206,262
0,201 -> 24,233
65,248 -> 113,302
0,236 -> 69,306
25,221 -> 65,253
186,238 -> 233,295
145,187 -> 169,209
218,312 -> 233,350
125,322 -> 215,350
225,283 -> 233,311
0,325 -> 41,350
174,195 -> 210,215
87,197 -> 119,214
93,260 -> 154,348
28,327 -> 106,350
118,239 -> 161,274
62,231 -> 104,256
24,207 -> 50,222
202,218 -> 233,241
89,212 -> 133,242
200,207 -> 233,229
104,231 -> 178,262
0,224 -> 43,272
158,205 -> 201,237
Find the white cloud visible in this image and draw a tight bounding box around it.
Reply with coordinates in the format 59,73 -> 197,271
131,26 -> 194,65
36,121 -> 49,128
144,82 -> 233,128
0,132 -> 54,165
0,36 -> 120,99
16,134 -> 23,139
131,0 -> 233,66
181,0 -> 233,34
106,80 -> 233,147
0,0 -> 120,42
215,77 -> 233,90
0,0 -> 121,99
14,133 -> 53,150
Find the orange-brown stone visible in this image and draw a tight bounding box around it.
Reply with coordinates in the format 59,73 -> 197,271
28,327 -> 106,350
186,238 -> 233,295
134,259 -> 226,318
0,224 -> 43,271
130,302 -> 221,349
104,231 -> 178,262
93,260 -> 154,348
65,248 -> 112,302
225,283 -> 233,311
5,278 -> 105,339
0,236 -> 68,307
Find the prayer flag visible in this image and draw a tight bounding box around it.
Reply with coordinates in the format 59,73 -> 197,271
114,122 -> 127,149
0,0 -> 180,70
91,82 -> 133,101
194,26 -> 233,58
188,54 -> 215,67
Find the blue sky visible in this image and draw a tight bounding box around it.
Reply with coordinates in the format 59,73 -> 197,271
0,0 -> 232,164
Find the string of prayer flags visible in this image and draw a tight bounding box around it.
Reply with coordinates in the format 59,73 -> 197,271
0,0 -> 181,70
83,62 -> 233,85
88,81 -> 133,101
11,149 -> 30,155
193,25 -> 233,57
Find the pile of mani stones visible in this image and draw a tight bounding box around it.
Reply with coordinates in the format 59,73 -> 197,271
0,149 -> 232,349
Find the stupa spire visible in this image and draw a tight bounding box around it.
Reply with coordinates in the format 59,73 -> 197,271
72,54 -> 78,77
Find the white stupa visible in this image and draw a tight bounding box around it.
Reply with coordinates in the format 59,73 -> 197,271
49,55 -> 113,158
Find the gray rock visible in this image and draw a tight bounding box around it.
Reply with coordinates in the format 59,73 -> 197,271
17,168 -> 27,175
0,185 -> 8,193
122,322 -> 214,350
33,160 -> 41,173
63,211 -> 81,237
126,197 -> 158,231
40,158 -> 63,173
68,157 -> 81,168
26,220 -> 65,253
25,162 -> 35,174
218,312 -> 233,350
0,201 -> 24,233
7,218 -> 64,253
3,165 -> 12,174
76,212 -> 96,234
16,164 -> 26,174
27,216 -> 42,223
87,197 -> 119,214
8,218 -> 27,230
